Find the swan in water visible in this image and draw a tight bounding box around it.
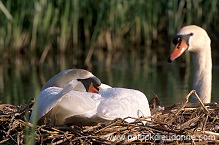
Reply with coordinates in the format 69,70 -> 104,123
167,25 -> 212,103
30,69 -> 151,126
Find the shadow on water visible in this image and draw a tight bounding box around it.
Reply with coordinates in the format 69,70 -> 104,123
0,53 -> 219,106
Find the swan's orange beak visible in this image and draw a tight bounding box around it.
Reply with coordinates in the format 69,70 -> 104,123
167,39 -> 188,63
88,83 -> 100,93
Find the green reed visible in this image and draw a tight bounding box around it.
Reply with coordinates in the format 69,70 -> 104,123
0,0 -> 218,67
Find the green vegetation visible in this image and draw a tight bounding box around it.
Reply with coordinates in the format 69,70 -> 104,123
0,0 -> 219,67
1,0 -> 219,106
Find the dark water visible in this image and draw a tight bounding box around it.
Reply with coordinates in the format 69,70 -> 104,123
0,56 -> 218,106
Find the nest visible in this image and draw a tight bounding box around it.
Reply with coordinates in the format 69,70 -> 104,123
0,90 -> 219,144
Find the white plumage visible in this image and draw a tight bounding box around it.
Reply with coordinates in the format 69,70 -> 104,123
30,69 -> 151,126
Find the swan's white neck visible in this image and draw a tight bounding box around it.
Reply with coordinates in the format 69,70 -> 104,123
191,43 -> 212,103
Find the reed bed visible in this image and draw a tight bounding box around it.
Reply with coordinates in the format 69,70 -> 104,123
0,90 -> 219,144
0,0 -> 219,67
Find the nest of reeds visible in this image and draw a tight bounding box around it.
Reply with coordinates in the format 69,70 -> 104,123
0,90 -> 219,144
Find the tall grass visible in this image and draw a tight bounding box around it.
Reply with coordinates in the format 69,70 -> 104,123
0,0 -> 218,67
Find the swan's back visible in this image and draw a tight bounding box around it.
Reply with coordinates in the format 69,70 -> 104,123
97,88 -> 151,122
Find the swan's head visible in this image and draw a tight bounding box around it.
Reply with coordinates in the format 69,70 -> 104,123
76,76 -> 101,93
70,69 -> 101,93
167,25 -> 210,63
42,69 -> 101,93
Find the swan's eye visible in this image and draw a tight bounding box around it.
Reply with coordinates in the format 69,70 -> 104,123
172,37 -> 181,45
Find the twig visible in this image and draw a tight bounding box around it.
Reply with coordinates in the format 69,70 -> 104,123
94,119 -> 124,134
201,114 -> 208,131
202,131 -> 219,137
51,135 -> 73,145
193,91 -> 210,114
175,90 -> 195,115
175,90 -> 210,115
176,115 -> 201,130
145,126 -> 187,135
8,134 -> 18,144
70,126 -> 83,137
0,138 -> 10,144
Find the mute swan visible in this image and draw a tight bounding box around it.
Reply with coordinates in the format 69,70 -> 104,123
167,25 -> 212,103
30,69 -> 151,126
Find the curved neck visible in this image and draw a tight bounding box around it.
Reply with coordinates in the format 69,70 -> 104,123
191,44 -> 212,103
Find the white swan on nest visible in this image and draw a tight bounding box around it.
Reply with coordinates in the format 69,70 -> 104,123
30,69 -> 151,126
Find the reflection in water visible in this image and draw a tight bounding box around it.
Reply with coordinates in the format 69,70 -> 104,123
0,56 -> 218,106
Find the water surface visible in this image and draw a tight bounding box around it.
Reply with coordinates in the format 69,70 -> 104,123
0,56 -> 218,106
